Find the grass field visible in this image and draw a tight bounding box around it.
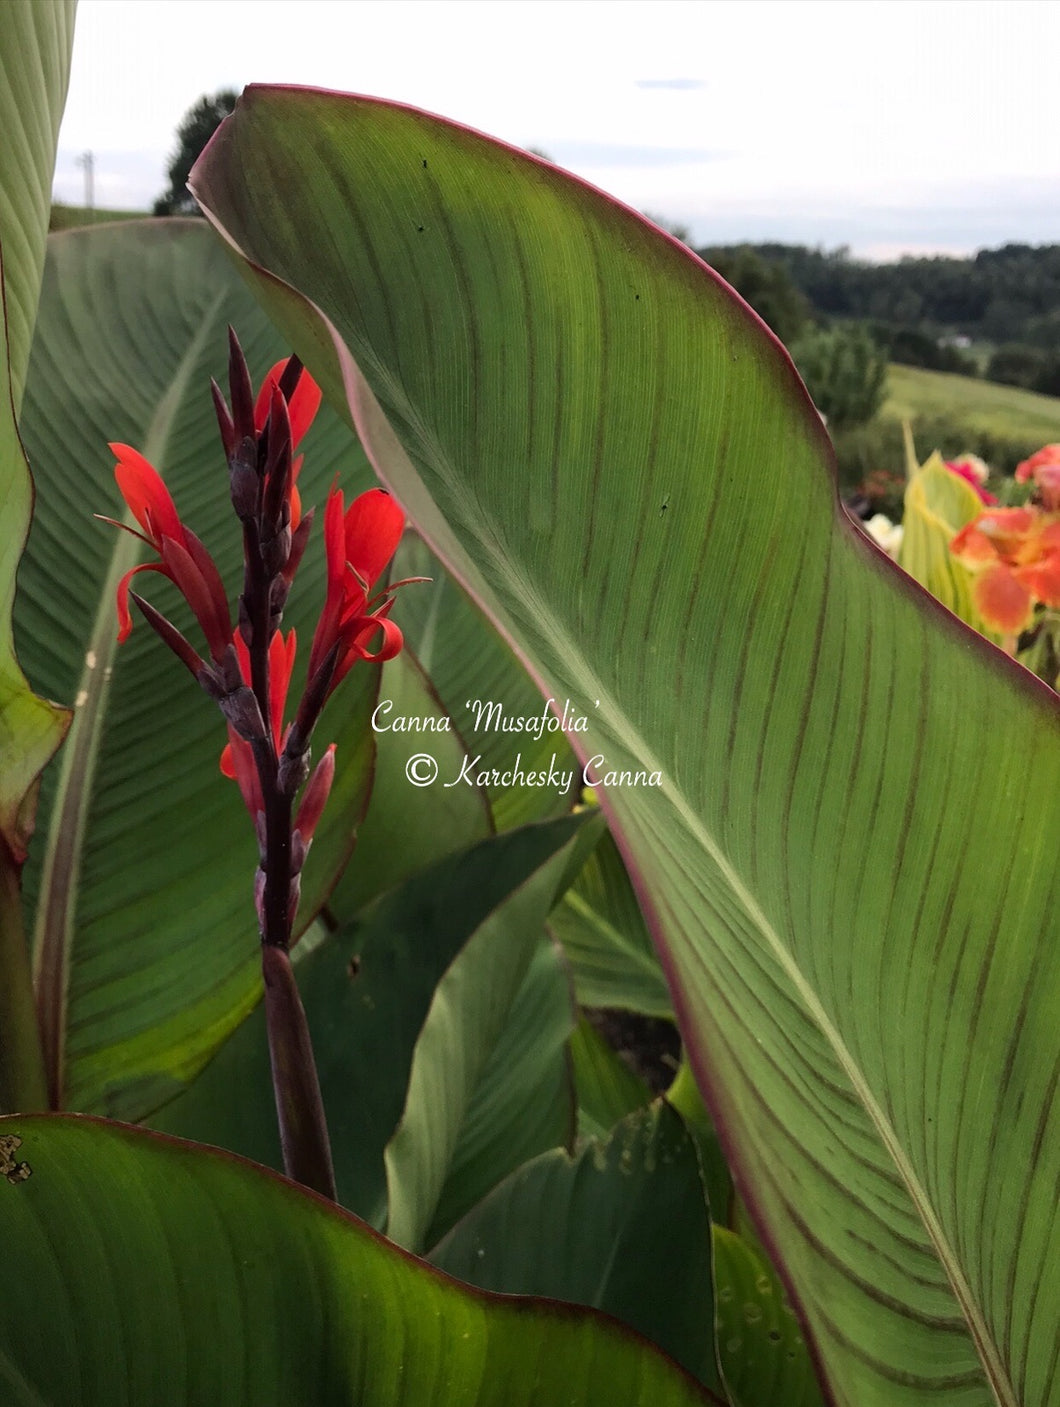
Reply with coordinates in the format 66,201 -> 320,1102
49,203 -> 148,231
883,363 -> 1060,447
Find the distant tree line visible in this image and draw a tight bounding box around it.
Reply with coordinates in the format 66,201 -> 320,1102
696,241 -> 1060,397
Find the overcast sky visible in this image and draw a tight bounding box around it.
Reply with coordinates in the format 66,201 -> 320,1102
54,0 -> 1059,262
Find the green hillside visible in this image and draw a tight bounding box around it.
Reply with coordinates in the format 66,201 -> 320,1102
49,203 -> 148,231
884,364 -> 1060,446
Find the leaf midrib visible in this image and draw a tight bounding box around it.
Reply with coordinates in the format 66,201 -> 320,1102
31,289 -> 226,1109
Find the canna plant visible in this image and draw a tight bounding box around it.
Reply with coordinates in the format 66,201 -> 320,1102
2,12 -> 1059,1407
99,336 -> 412,1198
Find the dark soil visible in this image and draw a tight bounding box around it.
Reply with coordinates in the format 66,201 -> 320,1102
585,1008 -> 681,1094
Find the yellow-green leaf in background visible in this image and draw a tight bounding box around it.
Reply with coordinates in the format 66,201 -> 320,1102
897,451 -> 996,639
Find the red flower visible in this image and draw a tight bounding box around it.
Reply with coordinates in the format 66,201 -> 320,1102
944,455 -> 997,505
254,360 -> 321,449
254,360 -> 322,532
106,444 -> 232,661
950,506 -> 1060,633
307,487 -> 407,695
1016,444 -> 1060,512
220,629 -> 297,818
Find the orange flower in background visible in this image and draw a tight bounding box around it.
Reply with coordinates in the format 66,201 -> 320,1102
950,506 -> 1060,634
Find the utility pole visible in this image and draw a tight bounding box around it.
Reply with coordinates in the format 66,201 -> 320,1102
75,150 -> 94,212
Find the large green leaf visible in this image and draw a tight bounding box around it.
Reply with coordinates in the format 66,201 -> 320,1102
0,1114 -> 715,1406
567,1016 -> 651,1142
329,645 -> 492,916
0,0 -> 75,410
391,534 -> 578,828
384,809 -> 599,1251
193,89 -> 1060,1406
549,825 -> 673,1018
0,0 -> 75,1113
423,934 -> 575,1248
155,817 -> 589,1229
15,221 -> 380,1117
430,1101 -> 720,1394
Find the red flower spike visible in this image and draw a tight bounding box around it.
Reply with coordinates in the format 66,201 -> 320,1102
107,444 -> 232,661
254,359 -> 322,449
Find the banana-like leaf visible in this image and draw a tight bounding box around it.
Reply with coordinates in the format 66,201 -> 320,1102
0,0 -> 75,410
0,1113 -> 716,1407
392,534 -> 578,828
330,646 -> 492,916
567,1016 -> 651,1141
430,1101 -> 720,1394
897,452 -> 992,635
384,809 -> 600,1251
155,817 -> 589,1230
423,934 -> 575,1248
549,826 -> 673,1018
0,0 -> 75,1112
15,221 -> 380,1117
193,89 -> 1060,1406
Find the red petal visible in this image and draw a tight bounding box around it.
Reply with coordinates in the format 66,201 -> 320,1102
253,360 -> 322,448
307,489 -> 347,680
221,728 -> 264,818
950,523 -> 998,569
1016,444 -> 1060,483
344,489 -> 405,588
267,630 -> 297,752
114,561 -> 169,642
293,744 -> 335,845
287,370 -> 322,448
253,363 -> 283,433
1014,551 -> 1060,609
111,444 -> 184,547
160,535 -> 232,663
348,613 -> 404,664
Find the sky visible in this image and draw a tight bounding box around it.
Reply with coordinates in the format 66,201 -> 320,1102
53,0 -> 1060,262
